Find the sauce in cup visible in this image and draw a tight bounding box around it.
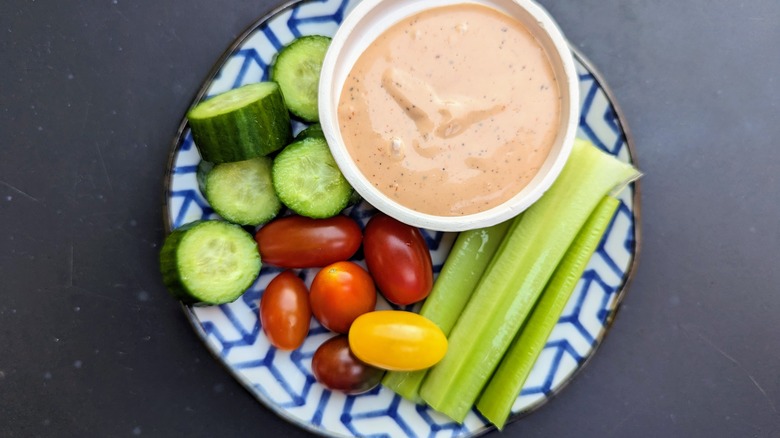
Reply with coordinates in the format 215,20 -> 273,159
337,3 -> 561,216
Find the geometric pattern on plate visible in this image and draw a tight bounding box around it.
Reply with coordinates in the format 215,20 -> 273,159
164,0 -> 639,436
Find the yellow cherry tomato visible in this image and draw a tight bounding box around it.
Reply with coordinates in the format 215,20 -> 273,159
348,310 -> 447,371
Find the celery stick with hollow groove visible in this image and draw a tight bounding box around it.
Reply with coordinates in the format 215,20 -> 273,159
476,195 -> 621,429
418,139 -> 640,422
381,220 -> 512,401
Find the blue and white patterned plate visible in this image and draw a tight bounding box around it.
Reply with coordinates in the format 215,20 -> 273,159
162,0 -> 641,436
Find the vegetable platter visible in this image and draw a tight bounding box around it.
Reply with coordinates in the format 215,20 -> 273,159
162,0 -> 641,436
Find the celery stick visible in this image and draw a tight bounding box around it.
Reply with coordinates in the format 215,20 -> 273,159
420,221 -> 512,332
476,196 -> 620,428
419,140 -> 640,422
382,220 -> 512,401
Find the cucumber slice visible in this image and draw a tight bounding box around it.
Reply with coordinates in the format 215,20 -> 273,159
290,125 -> 360,206
271,36 -> 331,122
272,137 -> 352,218
292,125 -> 362,206
160,220 -> 261,305
294,123 -> 324,141
188,82 -> 291,163
346,188 -> 362,207
196,160 -> 214,195
204,157 -> 281,226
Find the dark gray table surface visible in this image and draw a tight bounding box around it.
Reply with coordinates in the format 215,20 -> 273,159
2,0 -> 779,436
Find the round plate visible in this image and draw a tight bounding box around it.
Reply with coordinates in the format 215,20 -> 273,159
162,0 -> 641,436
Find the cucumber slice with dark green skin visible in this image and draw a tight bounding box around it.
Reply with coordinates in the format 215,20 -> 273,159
347,189 -> 362,207
188,82 -> 291,164
196,160 -> 214,196
292,125 -> 362,206
294,123 -> 324,141
204,157 -> 281,226
272,137 -> 353,218
271,36 -> 331,122
160,220 -> 261,305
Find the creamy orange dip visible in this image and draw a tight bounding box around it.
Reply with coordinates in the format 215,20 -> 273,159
337,4 -> 561,216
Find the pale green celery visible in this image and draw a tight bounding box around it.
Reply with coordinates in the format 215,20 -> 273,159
418,139 -> 640,422
476,195 -> 621,429
381,220 -> 511,402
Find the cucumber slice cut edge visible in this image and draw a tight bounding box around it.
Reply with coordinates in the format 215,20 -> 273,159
160,220 -> 261,305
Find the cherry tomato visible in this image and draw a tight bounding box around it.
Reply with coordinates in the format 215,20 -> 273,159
348,310 -> 447,371
363,214 -> 433,305
255,215 -> 362,268
310,261 -> 376,333
312,335 -> 384,394
259,270 -> 311,350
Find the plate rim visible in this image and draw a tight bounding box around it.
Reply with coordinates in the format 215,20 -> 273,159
160,1 -> 643,435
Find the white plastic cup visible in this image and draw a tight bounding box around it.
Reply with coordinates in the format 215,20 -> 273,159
319,0 -> 580,231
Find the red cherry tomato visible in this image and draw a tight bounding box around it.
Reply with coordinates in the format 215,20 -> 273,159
363,214 -> 433,305
255,215 -> 362,268
310,261 -> 376,333
259,270 -> 311,350
312,335 -> 384,394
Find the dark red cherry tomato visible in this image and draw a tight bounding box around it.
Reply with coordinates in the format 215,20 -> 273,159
310,261 -> 376,334
363,214 -> 433,305
255,215 -> 362,268
259,270 -> 311,350
312,335 -> 384,394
